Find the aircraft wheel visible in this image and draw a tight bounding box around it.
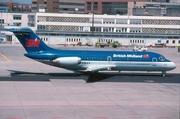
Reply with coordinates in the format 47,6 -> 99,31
162,71 -> 166,77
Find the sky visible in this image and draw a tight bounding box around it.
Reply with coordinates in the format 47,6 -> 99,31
1,0 -> 32,4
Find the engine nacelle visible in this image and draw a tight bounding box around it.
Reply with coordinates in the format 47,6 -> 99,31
52,57 -> 81,66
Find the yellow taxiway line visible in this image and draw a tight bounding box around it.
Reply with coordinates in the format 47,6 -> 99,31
0,53 -> 12,63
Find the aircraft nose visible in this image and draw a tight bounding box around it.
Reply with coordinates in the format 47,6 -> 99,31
169,62 -> 176,70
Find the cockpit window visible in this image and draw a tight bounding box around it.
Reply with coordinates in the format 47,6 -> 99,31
159,55 -> 165,61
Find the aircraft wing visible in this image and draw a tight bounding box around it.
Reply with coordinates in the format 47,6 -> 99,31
86,65 -> 116,72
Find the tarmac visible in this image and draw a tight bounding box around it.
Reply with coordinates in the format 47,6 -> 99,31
0,44 -> 179,119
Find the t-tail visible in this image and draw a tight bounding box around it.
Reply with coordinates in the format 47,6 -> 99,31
6,27 -> 53,53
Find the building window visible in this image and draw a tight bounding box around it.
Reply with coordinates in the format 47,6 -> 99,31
13,15 -> 21,20
13,22 -> 21,26
63,8 -> 68,11
32,7 -> 37,10
166,40 -> 169,44
172,40 -> 175,44
60,2 -> 84,6
37,25 -> 45,30
91,27 -> 101,32
94,2 -> 98,10
102,2 -> 127,15
87,2 -> 91,10
0,19 -> 4,24
179,40 -> 180,44
80,27 -> 83,31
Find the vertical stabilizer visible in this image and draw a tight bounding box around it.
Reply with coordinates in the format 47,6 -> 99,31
7,28 -> 52,52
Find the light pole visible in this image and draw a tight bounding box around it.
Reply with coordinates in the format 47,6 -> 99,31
92,0 -> 94,36
0,11 -> 1,37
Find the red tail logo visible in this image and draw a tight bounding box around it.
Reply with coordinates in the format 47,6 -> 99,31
25,38 -> 40,47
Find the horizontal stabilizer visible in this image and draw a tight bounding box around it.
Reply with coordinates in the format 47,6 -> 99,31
6,28 -> 31,34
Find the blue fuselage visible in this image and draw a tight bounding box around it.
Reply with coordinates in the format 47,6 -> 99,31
24,49 -> 176,72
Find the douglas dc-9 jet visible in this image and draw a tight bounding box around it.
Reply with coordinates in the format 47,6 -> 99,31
7,28 -> 176,81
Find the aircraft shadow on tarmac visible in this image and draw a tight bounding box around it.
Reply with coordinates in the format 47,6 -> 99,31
0,70 -> 179,83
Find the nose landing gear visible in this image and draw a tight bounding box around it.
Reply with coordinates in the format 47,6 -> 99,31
162,71 -> 166,77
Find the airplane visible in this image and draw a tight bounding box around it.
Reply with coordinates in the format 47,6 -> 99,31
6,27 -> 176,82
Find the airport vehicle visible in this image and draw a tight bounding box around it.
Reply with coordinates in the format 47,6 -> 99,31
95,41 -> 120,48
133,45 -> 148,52
155,40 -> 166,48
7,28 -> 176,80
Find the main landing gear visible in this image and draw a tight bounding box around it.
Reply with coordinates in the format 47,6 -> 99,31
161,71 -> 166,77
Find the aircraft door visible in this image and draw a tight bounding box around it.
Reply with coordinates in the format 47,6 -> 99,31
107,56 -> 112,62
152,58 -> 157,66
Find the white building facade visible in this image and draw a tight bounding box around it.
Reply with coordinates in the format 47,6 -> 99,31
1,12 -> 180,46
0,12 -> 35,43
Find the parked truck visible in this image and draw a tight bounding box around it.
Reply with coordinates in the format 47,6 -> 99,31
95,41 -> 121,48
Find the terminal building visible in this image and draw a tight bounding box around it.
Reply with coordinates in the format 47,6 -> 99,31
31,0 -> 180,16
1,12 -> 180,46
0,0 -> 180,47
32,0 -> 85,13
